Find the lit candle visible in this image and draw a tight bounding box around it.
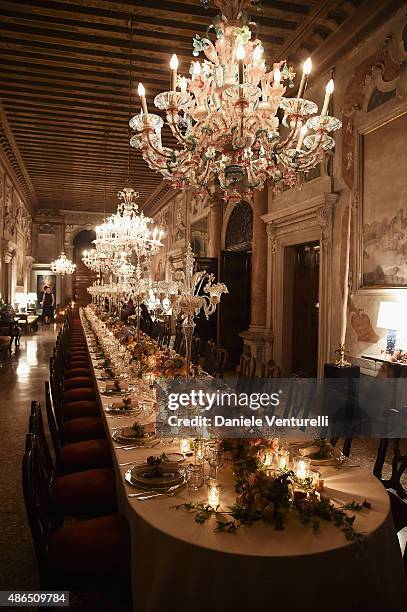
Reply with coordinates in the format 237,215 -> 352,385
278,449 -> 289,471
294,456 -> 311,480
341,201 -> 352,347
207,480 -> 220,509
236,43 -> 245,86
263,449 -> 273,467
180,76 -> 188,93
297,57 -> 312,99
296,125 -> 308,151
179,438 -> 192,455
170,54 -> 178,91
321,79 -> 334,117
273,67 -> 281,86
137,82 -> 148,117
193,61 -> 201,80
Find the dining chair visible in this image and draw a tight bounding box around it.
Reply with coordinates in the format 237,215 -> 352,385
262,359 -> 282,379
28,403 -> 117,520
22,434 -> 130,592
44,382 -> 112,474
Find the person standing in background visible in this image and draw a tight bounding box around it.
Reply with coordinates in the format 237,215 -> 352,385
41,285 -> 55,324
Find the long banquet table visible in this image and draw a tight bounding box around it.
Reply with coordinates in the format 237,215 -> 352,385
81,311 -> 407,612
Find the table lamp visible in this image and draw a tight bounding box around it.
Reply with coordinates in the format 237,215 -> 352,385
27,293 -> 38,307
15,293 -> 29,313
376,302 -> 403,354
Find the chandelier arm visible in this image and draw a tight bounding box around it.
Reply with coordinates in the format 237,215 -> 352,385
166,109 -> 190,145
143,130 -> 174,160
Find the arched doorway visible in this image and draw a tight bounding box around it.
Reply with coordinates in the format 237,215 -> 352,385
219,201 -> 253,368
72,229 -> 96,305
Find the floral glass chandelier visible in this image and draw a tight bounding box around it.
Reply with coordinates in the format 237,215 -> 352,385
51,252 -> 76,275
130,0 -> 341,201
164,244 -> 228,379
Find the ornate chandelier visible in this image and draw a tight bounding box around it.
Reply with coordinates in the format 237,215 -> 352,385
51,252 -> 76,275
94,187 -> 164,260
130,0 -> 341,201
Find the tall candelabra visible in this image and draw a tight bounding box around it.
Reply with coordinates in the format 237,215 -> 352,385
170,245 -> 228,380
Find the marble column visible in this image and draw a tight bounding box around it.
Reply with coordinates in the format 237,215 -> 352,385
207,197 -> 222,259
240,188 -> 271,369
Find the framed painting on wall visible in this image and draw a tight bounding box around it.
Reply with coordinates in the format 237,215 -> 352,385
361,111 -> 407,288
36,274 -> 56,303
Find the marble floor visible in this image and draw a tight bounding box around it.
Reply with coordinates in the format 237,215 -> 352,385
0,327 -> 405,607
0,324 -> 55,596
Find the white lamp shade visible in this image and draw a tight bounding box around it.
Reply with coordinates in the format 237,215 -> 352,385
27,293 -> 38,302
15,293 -> 28,304
376,302 -> 403,331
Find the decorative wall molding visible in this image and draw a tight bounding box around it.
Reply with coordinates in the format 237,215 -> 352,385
262,192 -> 338,376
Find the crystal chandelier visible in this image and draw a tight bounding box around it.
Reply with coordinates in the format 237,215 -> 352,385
130,0 -> 341,201
94,187 -> 164,260
51,252 -> 76,275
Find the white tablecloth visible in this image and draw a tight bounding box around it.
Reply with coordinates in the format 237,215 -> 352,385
83,317 -> 407,612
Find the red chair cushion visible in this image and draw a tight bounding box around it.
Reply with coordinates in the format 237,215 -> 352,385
63,388 -> 96,403
64,368 -> 91,379
63,400 -> 100,420
47,515 -> 130,577
50,468 -> 117,518
64,377 -> 94,390
60,439 -> 112,473
62,417 -> 106,443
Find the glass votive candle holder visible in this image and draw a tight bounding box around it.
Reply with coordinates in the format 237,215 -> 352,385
293,456 -> 311,480
207,479 -> 221,509
194,439 -> 205,464
263,449 -> 274,468
179,438 -> 192,455
278,449 -> 289,471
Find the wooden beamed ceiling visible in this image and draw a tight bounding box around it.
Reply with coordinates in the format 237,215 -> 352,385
0,0 -> 366,212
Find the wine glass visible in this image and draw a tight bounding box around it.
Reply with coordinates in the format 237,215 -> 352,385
205,444 -> 225,479
185,464 -> 204,501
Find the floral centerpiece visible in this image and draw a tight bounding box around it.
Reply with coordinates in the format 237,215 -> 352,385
176,437 -> 371,543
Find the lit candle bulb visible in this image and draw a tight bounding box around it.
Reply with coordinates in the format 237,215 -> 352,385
170,53 -> 178,91
193,61 -> 201,80
273,67 -> 281,86
297,57 -> 312,99
296,125 -> 308,151
236,43 -> 245,85
253,45 -> 263,62
180,76 -> 188,93
321,79 -> 334,117
207,480 -> 220,509
137,82 -> 148,117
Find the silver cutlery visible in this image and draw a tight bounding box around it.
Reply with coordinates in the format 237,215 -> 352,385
115,441 -> 160,450
128,483 -> 184,499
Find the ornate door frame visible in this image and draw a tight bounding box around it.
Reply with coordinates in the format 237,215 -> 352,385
262,193 -> 338,377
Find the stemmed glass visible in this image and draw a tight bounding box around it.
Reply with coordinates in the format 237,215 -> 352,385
205,444 -> 225,479
185,464 -> 204,501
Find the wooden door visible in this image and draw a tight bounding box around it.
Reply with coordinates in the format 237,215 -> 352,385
291,242 -> 320,377
219,250 -> 251,369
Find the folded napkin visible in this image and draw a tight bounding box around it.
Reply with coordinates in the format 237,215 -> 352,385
299,443 -> 333,458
